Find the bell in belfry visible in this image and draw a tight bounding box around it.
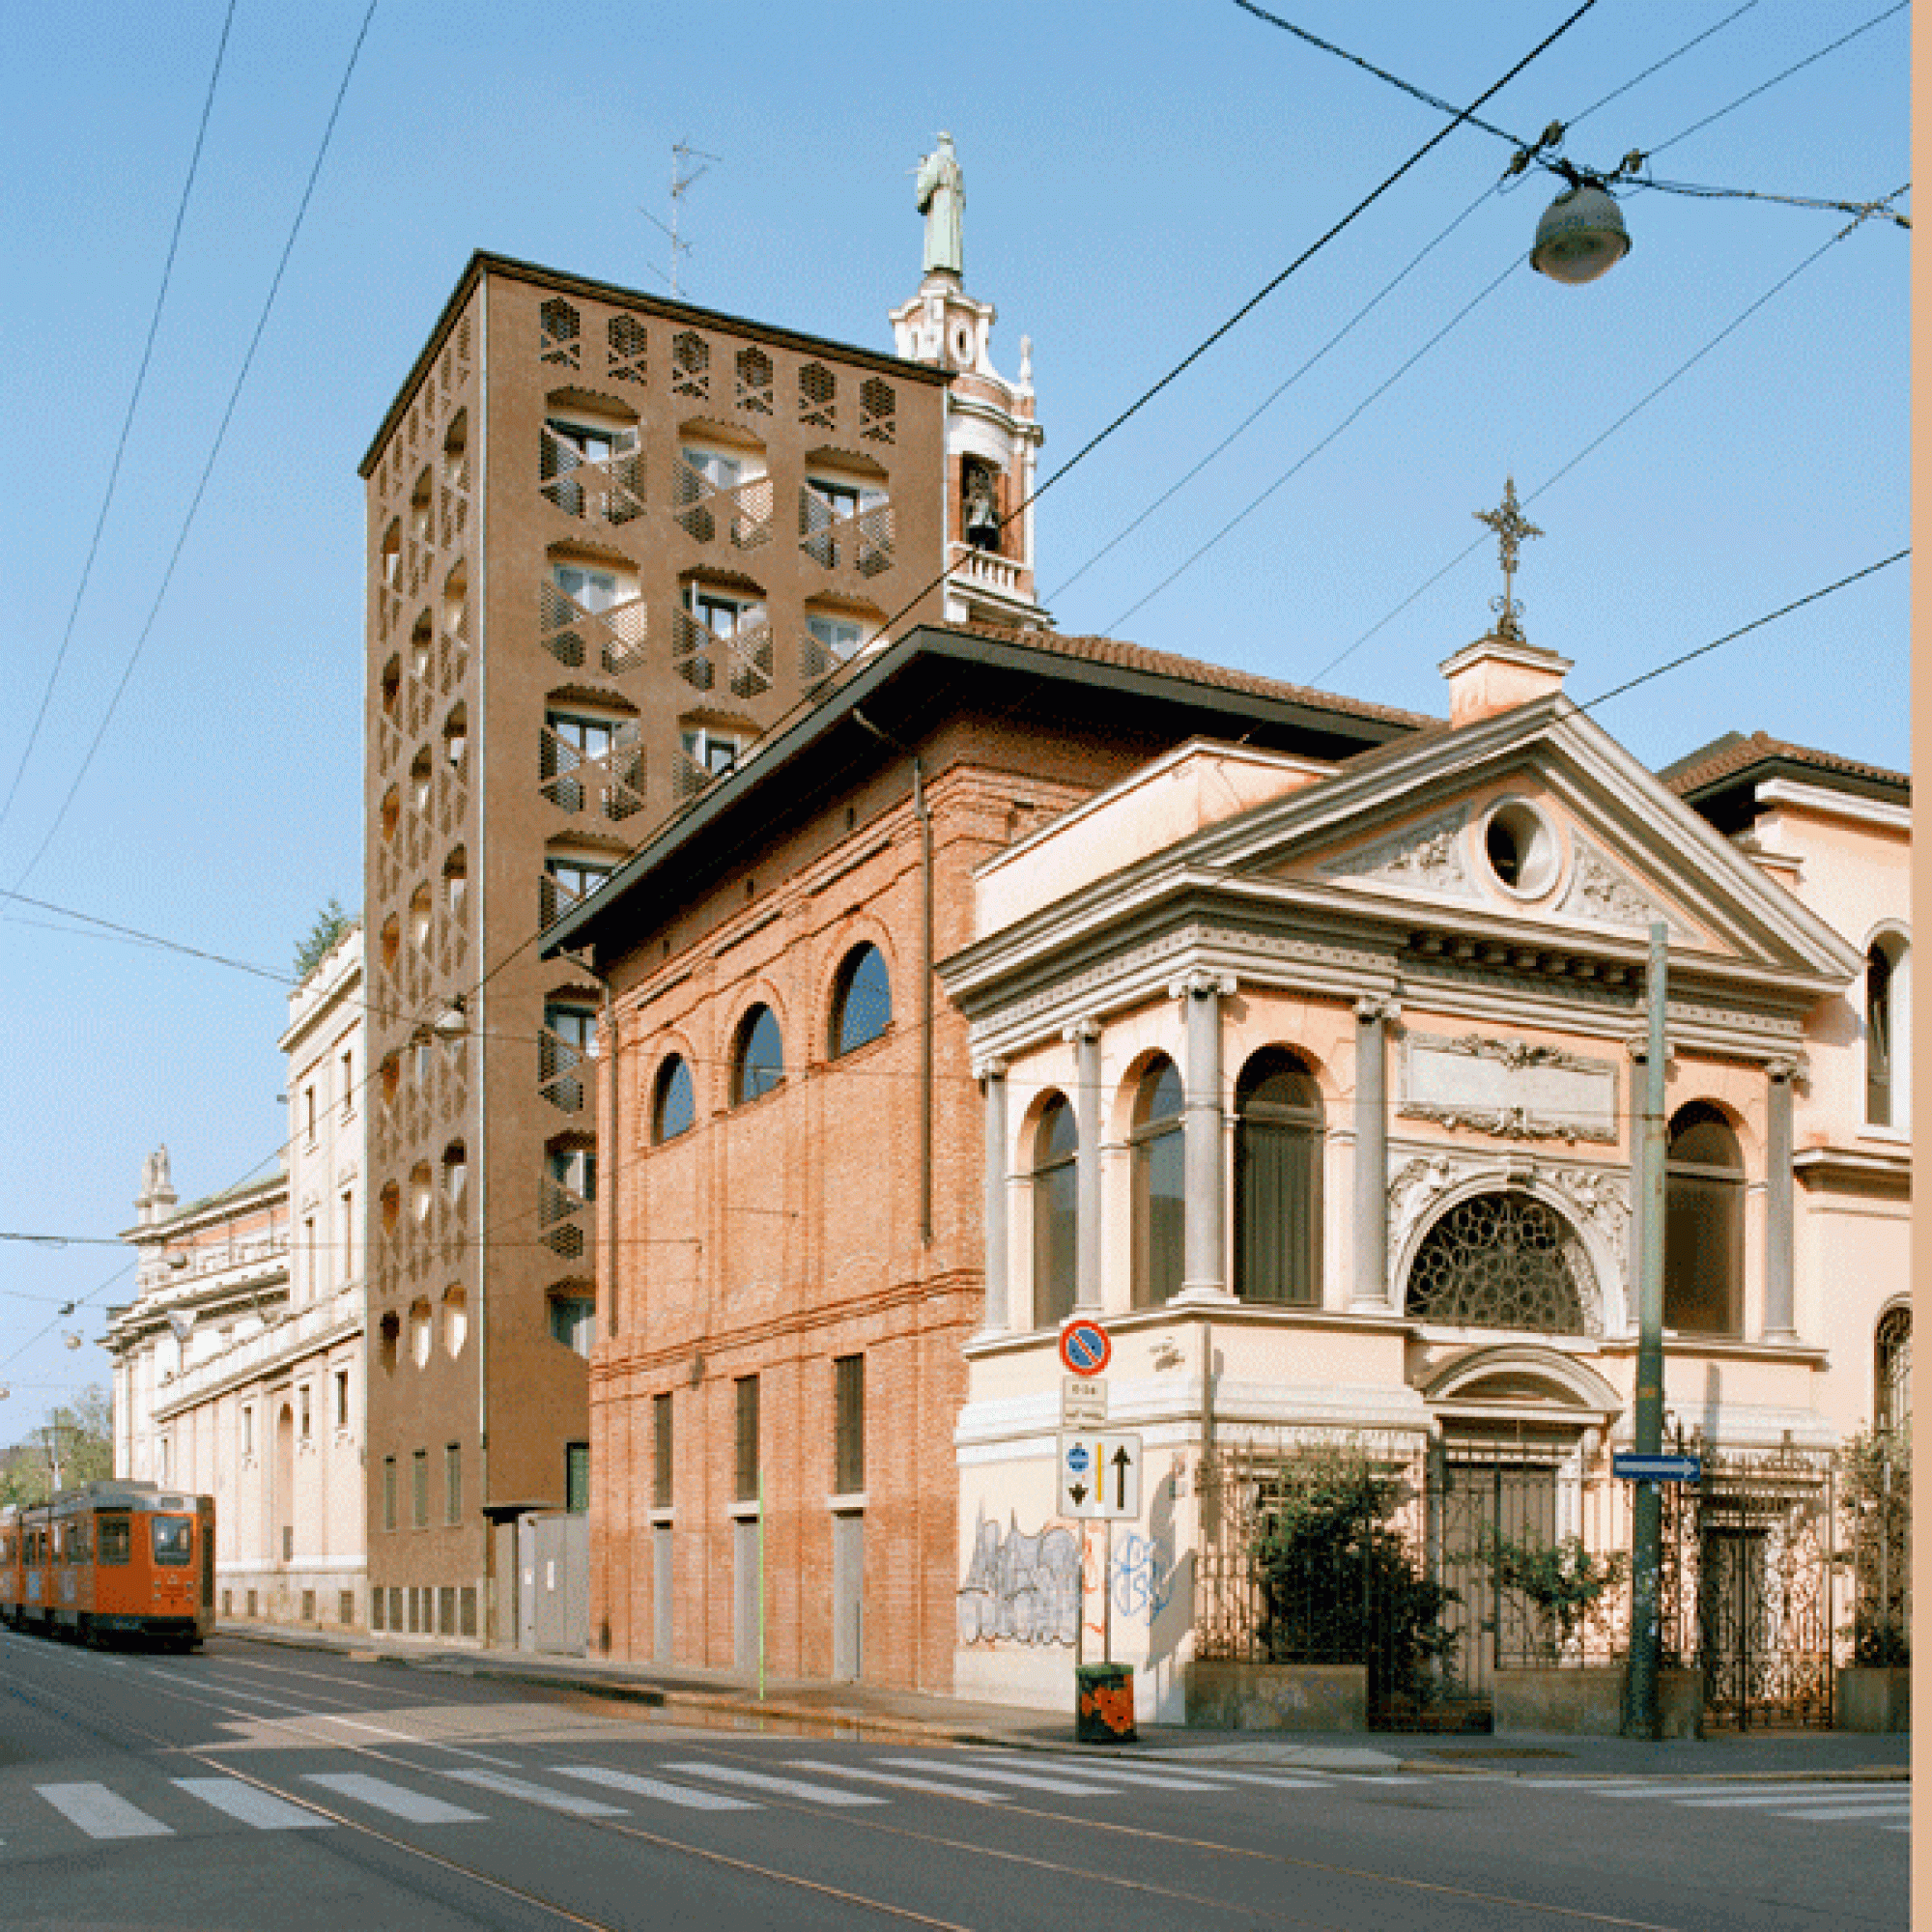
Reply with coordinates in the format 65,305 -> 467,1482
964,464 -> 1001,552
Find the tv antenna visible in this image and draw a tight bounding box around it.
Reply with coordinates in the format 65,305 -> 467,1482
642,139 -> 722,298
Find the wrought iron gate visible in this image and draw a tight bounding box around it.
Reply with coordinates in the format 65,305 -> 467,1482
1664,1445 -> 1834,1730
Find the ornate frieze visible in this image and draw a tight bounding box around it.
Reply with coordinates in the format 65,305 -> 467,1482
1398,1030 -> 1619,1144
1319,807 -> 1476,897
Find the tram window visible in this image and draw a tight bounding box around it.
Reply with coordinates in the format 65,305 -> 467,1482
152,1517 -> 193,1567
69,1520 -> 90,1564
98,1516 -> 131,1566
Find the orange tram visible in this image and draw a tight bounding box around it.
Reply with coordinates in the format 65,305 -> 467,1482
0,1481 -> 214,1650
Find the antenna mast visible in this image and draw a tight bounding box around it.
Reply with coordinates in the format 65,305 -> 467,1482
642,139 -> 722,298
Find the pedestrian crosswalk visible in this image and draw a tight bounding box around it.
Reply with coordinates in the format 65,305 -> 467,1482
4,1748 -> 1331,1849
8,1758 -> 1908,1852
1514,1776 -> 1911,1833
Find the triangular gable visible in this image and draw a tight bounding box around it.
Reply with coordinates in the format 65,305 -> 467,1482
1199,695 -> 1863,987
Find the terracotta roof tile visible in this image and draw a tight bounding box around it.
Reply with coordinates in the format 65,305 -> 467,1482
1662,729 -> 1909,799
942,620 -> 1438,732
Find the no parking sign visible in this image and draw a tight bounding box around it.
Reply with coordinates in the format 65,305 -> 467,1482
1058,1319 -> 1111,1377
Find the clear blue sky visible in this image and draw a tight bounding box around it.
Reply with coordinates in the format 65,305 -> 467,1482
0,1 -> 1908,1441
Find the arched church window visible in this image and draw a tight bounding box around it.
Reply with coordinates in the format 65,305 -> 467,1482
1663,1104 -> 1744,1336
1130,1060 -> 1184,1310
1234,1050 -> 1322,1306
1031,1095 -> 1077,1330
1406,1191 -> 1591,1335
1876,1305 -> 1911,1437
1866,934 -> 1908,1128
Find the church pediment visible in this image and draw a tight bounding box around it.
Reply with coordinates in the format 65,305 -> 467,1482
1218,698 -> 1861,988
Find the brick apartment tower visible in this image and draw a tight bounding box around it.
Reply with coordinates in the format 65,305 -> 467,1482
355,252 -> 960,1643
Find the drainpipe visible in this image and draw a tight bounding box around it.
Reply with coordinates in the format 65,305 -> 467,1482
851,710 -> 933,1246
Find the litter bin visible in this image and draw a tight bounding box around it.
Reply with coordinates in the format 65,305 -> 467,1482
1075,1662 -> 1136,1744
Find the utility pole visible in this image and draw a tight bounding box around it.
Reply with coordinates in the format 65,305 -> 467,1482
1623,921 -> 1668,1737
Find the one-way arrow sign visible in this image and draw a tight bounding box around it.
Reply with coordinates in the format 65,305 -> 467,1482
1057,1433 -> 1143,1520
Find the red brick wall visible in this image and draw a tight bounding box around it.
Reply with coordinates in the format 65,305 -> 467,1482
587,739 -> 1129,1690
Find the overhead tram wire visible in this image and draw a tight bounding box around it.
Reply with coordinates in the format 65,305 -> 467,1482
1577,550 -> 1908,715
1052,1 -> 1780,616
1,0 -> 382,905
1305,183 -> 1908,691
0,0 -> 240,853
1099,250 -> 1524,637
1640,2 -> 1907,165
1235,0 -> 1908,224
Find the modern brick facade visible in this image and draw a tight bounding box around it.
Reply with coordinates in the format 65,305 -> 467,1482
356,254 -> 952,1643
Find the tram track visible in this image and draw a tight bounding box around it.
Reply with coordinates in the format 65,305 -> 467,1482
0,1635 -> 1718,1931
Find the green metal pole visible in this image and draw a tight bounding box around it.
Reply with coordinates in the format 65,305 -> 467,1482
1625,921 -> 1668,1739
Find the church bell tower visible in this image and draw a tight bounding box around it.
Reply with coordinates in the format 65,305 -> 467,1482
890,133 -> 1049,630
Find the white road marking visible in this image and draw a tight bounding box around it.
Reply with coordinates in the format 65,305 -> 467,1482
37,1782 -> 173,1840
660,1762 -> 887,1806
554,1766 -> 758,1812
172,1776 -> 332,1831
302,1773 -> 487,1825
970,1752 -> 1236,1792
782,1758 -> 1010,1803
1107,1764 -> 1332,1790
1669,1787 -> 1905,1807
878,1755 -> 1124,1797
1771,1803 -> 1911,1822
444,1768 -> 627,1817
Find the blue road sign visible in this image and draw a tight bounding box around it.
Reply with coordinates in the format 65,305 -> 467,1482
1612,1452 -> 1702,1483
1066,1442 -> 1091,1475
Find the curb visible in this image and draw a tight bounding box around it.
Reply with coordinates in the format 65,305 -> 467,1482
215,1627 -> 1909,1782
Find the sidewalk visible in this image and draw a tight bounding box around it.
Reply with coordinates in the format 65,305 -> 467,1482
216,1622 -> 1910,1782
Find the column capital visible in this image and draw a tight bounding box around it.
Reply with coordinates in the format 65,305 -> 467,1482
973,1056 -> 1009,1082
1626,1033 -> 1674,1065
1765,1054 -> 1806,1087
1354,995 -> 1401,1025
1062,1016 -> 1102,1046
1168,970 -> 1237,1003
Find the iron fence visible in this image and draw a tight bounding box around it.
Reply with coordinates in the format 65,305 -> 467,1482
1194,1426 -> 1845,1731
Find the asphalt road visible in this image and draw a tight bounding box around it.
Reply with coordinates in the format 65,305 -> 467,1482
0,1629 -> 1907,1932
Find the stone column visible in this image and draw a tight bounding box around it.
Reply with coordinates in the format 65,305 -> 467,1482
1350,997 -> 1399,1311
1066,1019 -> 1103,1313
1173,972 -> 1236,1301
1762,1058 -> 1798,1341
977,1059 -> 1009,1336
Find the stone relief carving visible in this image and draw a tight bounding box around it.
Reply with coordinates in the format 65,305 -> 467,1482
1320,807 -> 1475,897
1398,1030 -> 1619,1144
1544,1164 -> 1631,1291
1557,834 -> 1674,932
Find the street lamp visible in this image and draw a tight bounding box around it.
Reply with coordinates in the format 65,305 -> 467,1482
1531,179 -> 1632,285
